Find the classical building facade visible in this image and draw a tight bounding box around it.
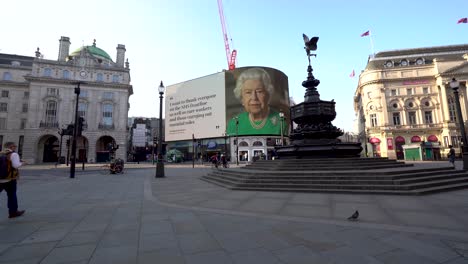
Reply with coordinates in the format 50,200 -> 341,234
354,44 -> 468,160
0,36 -> 132,163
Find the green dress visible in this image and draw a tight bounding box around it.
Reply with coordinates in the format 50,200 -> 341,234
227,110 -> 288,136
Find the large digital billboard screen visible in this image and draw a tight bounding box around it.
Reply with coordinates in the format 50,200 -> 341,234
165,67 -> 289,141
165,72 -> 226,141
226,67 -> 289,137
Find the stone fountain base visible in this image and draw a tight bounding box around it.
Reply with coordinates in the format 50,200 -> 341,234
276,139 -> 362,159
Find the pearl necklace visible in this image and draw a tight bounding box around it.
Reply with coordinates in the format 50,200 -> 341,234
249,113 -> 267,129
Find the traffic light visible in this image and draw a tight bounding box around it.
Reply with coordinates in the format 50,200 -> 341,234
153,136 -> 158,145
77,117 -> 85,136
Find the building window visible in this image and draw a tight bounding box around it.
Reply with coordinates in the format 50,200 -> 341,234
103,92 -> 113,99
0,103 -> 7,112
252,141 -> 263,146
370,114 -> 378,127
63,70 -> 70,79
0,118 -> 6,129
408,111 -> 417,125
451,136 -> 459,148
448,97 -> 456,122
43,68 -> 52,77
392,103 -> 398,109
2,72 -> 12,81
45,100 -> 57,123
408,102 -> 414,108
444,136 -> 449,147
24,91 -> 29,98
20,119 -> 26,129
392,112 -> 401,125
1,90 -> 8,98
47,88 -> 58,96
423,87 -> 429,94
424,111 -> 433,124
424,101 -> 430,107
22,103 -> 28,113
102,103 -> 113,125
391,89 -> 397,96
112,75 -> 119,83
78,102 -> 87,118
407,88 -> 413,95
97,73 -> 104,82
79,90 -> 88,98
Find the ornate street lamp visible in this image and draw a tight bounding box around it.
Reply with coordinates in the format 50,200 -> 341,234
279,110 -> 285,146
156,81 -> 165,178
450,78 -> 468,169
70,82 -> 82,178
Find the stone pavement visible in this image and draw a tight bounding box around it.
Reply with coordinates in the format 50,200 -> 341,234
0,162 -> 467,263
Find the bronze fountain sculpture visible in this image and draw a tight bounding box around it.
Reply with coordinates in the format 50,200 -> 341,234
275,34 -> 363,158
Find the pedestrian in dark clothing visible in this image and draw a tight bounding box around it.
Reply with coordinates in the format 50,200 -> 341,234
448,145 -> 456,167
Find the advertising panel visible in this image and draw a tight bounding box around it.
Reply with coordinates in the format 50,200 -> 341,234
165,72 -> 226,141
225,67 -> 289,136
165,67 -> 289,141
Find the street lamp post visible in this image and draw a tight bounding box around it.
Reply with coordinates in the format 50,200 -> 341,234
279,110 -> 285,146
155,81 -> 165,178
56,128 -> 65,168
235,117 -> 239,165
450,78 -> 468,169
223,132 -> 227,155
70,82 -> 81,178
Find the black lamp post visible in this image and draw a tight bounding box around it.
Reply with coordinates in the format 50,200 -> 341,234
56,127 -> 65,167
235,117 -> 239,165
70,82 -> 81,178
279,110 -> 285,146
450,78 -> 468,169
155,81 -> 165,178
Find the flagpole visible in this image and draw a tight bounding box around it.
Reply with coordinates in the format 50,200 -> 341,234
369,30 -> 375,58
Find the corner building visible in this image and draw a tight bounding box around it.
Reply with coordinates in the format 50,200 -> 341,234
354,44 -> 468,160
0,37 -> 132,163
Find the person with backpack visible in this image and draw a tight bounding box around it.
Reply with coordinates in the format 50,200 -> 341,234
0,142 -> 26,218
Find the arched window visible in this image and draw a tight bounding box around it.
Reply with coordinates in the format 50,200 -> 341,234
239,141 -> 248,147
2,72 -> 12,81
45,100 -> 57,123
102,103 -> 113,125
63,70 -> 70,79
448,97 -> 456,122
252,141 -> 263,146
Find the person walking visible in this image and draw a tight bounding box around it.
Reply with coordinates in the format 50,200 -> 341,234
448,145 -> 456,168
0,142 -> 26,218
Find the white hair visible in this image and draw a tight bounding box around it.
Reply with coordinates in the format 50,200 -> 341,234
233,68 -> 274,102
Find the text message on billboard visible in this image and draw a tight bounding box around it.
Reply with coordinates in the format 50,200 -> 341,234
165,72 -> 226,141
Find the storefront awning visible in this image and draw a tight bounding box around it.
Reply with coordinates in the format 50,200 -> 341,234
369,137 -> 381,144
411,135 -> 421,142
395,136 -> 406,143
427,135 -> 438,142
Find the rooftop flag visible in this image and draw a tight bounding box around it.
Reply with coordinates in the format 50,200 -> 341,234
458,17 -> 468,24
360,30 -> 370,37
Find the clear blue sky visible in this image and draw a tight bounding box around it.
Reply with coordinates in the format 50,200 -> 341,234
1,0 -> 467,132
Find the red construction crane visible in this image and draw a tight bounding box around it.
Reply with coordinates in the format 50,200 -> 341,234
217,0 -> 237,70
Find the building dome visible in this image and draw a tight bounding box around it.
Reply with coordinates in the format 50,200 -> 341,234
69,40 -> 113,62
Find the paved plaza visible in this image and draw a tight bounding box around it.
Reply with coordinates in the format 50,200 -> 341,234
0,161 -> 467,263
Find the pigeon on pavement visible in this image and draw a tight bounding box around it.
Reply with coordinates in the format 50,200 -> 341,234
347,210 -> 359,221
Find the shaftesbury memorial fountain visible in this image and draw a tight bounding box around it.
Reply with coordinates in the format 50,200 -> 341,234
276,34 -> 363,158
